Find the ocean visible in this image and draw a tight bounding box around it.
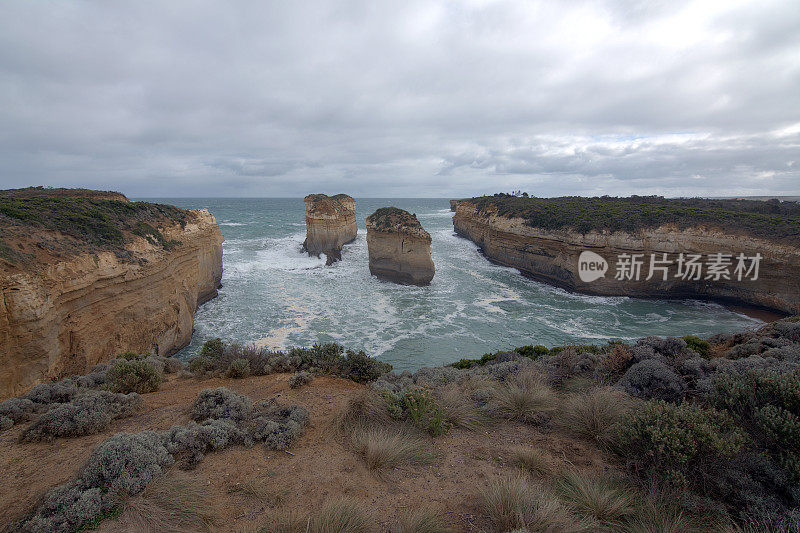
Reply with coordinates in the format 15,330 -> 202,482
142,198 -> 762,371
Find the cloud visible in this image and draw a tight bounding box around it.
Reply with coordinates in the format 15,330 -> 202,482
0,0 -> 797,197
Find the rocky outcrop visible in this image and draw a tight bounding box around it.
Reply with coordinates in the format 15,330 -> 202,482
449,199 -> 461,212
302,194 -> 357,265
0,201 -> 223,399
367,207 -> 435,285
454,201 -> 800,314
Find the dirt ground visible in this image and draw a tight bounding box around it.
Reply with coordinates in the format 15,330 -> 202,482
0,373 -> 613,532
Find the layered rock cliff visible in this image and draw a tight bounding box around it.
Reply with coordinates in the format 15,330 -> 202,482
0,191 -> 223,399
453,198 -> 800,314
367,207 -> 435,285
302,194 -> 357,265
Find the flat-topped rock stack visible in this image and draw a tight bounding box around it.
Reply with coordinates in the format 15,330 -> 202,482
366,207 -> 435,285
302,193 -> 357,265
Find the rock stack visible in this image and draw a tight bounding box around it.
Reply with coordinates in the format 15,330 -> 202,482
302,194 -> 358,265
366,207 -> 435,285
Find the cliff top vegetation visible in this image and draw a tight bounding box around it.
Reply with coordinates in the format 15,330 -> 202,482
0,187 -> 189,263
304,193 -> 356,217
464,194 -> 800,242
367,207 -> 429,238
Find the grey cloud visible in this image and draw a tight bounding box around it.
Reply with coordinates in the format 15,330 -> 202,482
0,0 -> 798,197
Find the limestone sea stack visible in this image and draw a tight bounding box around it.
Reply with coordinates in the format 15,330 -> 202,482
302,193 -> 357,265
0,188 -> 223,399
366,207 -> 435,285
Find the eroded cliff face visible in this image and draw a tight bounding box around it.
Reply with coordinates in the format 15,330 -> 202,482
453,201 -> 800,314
303,194 -> 357,265
0,209 -> 223,399
367,208 -> 435,285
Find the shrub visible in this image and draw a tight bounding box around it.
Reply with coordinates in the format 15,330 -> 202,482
190,387 -> 252,423
350,427 -> 437,470
162,357 -> 185,374
107,359 -> 161,394
118,351 -> 143,361
602,343 -> 634,376
616,359 -> 686,403
490,369 -> 556,423
226,358 -> 251,379
0,397 -> 36,424
555,387 -> 634,446
397,508 -> 454,533
341,349 -> 392,383
0,416 -> 12,431
555,471 -> 635,525
514,344 -> 550,359
200,338 -> 224,359
188,356 -> 215,374
111,473 -> 214,532
288,371 -> 313,389
615,400 -> 747,487
682,336 -> 711,359
21,391 -> 142,442
402,388 -> 451,437
24,379 -> 77,404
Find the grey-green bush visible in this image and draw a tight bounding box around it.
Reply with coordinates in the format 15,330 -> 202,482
107,359 -> 161,394
288,371 -> 314,389
226,358 -> 251,379
21,391 -> 142,442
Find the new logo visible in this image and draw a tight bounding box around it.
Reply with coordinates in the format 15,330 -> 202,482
578,251 -> 608,282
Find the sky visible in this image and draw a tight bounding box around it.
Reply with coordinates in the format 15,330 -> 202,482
0,0 -> 798,198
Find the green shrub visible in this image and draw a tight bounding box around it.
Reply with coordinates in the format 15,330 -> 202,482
226,358 -> 251,379
341,349 -> 391,384
452,359 -> 474,369
681,335 -> 711,358
401,388 -> 451,437
118,352 -> 143,361
615,400 -> 747,486
188,356 -> 215,374
107,360 -> 161,394
514,344 -> 549,359
200,338 -> 224,360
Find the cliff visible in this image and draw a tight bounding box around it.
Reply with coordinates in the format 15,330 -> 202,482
366,207 -> 435,285
453,197 -> 800,314
0,190 -> 223,399
302,193 -> 357,265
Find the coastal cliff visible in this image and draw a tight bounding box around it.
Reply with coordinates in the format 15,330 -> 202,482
0,189 -> 223,399
453,197 -> 800,314
302,194 -> 357,265
366,207 -> 435,285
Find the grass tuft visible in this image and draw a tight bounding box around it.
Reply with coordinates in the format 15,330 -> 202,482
555,387 -> 634,446
110,473 -> 214,532
396,508 -> 454,533
491,370 -> 557,423
507,445 -> 554,477
335,390 -> 394,434
350,426 -> 437,471
555,470 -> 635,526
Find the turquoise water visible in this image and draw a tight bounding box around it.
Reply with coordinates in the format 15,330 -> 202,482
143,198 -> 762,371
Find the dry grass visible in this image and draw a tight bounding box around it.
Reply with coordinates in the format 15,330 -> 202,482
256,499 -> 372,533
555,470 -> 635,526
507,445 -> 555,477
334,390 -> 394,434
350,426 -> 437,471
436,387 -> 489,430
554,387 -> 634,446
110,472 -> 215,533
491,370 -> 557,423
481,475 -> 597,532
396,507 -> 454,533
621,503 -> 715,533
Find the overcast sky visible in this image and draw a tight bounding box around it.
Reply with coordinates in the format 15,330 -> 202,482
0,1 -> 798,198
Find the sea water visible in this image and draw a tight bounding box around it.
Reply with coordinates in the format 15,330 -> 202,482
141,198 -> 762,371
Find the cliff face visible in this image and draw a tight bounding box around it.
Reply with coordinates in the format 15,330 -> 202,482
453,201 -> 800,314
303,194 -> 357,265
366,207 -> 435,285
0,208 -> 223,399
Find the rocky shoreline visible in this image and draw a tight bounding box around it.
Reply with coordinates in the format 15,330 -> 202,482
452,197 -> 800,315
0,190 -> 223,399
